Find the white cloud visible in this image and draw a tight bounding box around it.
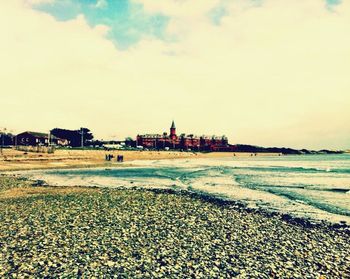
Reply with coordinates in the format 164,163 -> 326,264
95,0 -> 107,9
0,0 -> 349,149
25,0 -> 54,4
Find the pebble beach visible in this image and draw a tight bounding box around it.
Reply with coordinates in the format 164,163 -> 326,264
0,175 -> 349,278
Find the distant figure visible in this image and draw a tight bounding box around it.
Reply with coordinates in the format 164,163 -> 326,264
117,155 -> 124,162
105,154 -> 114,161
233,153 -> 236,157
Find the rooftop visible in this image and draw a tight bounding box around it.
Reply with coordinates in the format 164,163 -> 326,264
18,131 -> 48,138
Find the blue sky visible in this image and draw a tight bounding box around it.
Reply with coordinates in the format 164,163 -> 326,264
33,0 -> 169,49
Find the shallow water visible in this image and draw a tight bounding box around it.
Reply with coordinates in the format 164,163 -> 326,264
27,154 -> 350,223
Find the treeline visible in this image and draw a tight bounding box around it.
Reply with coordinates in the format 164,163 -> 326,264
0,133 -> 14,146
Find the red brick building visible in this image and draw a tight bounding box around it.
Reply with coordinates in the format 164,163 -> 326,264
136,121 -> 232,151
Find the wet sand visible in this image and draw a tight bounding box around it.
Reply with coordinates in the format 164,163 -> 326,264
0,149 -> 280,171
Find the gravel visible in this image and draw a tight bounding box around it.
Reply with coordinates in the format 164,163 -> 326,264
0,176 -> 349,278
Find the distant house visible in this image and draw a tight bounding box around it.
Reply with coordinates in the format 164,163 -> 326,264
14,131 -> 69,146
54,137 -> 70,146
15,131 -> 48,146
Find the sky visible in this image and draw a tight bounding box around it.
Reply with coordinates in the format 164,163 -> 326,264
0,0 -> 349,150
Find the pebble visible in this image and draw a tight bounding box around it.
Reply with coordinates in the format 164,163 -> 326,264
0,177 -> 349,278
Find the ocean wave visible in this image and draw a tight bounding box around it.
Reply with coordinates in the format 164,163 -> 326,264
29,154 -> 350,222
232,165 -> 350,174
263,187 -> 350,217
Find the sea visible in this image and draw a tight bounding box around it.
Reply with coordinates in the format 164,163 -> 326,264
26,154 -> 350,224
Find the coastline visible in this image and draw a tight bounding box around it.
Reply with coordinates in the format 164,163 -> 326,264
0,149 -> 281,172
3,152 -> 350,226
0,175 -> 349,277
1,153 -> 349,277
2,173 -> 349,229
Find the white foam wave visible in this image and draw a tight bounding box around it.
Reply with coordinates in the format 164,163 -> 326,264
23,154 -> 350,224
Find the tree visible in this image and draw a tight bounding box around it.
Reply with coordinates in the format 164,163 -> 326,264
51,128 -> 94,147
125,137 -> 136,147
0,132 -> 13,146
80,128 -> 94,147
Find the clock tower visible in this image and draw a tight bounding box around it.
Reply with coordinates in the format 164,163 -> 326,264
170,120 -> 176,140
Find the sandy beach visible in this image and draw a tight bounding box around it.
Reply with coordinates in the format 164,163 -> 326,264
3,0 -> 350,277
0,148 -> 280,171
0,175 -> 349,278
1,151 -> 349,277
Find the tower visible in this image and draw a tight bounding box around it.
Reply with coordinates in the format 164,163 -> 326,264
170,120 -> 176,139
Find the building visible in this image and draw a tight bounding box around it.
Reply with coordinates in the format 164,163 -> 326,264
15,131 -> 49,146
136,121 -> 232,151
14,131 -> 69,146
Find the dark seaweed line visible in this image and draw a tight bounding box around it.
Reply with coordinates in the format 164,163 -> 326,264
100,186 -> 350,232
5,175 -> 350,233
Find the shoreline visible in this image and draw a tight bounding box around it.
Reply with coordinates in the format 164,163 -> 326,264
1,173 -> 349,230
2,148 -> 346,173
0,175 -> 349,277
0,149 -> 283,172
3,156 -> 350,227
2,152 -> 350,238
12,170 -> 350,227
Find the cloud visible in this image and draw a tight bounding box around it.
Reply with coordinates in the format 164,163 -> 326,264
0,0 -> 349,149
25,0 -> 54,4
95,0 -> 107,9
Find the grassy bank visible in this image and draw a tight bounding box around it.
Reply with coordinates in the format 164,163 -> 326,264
0,176 -> 349,278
